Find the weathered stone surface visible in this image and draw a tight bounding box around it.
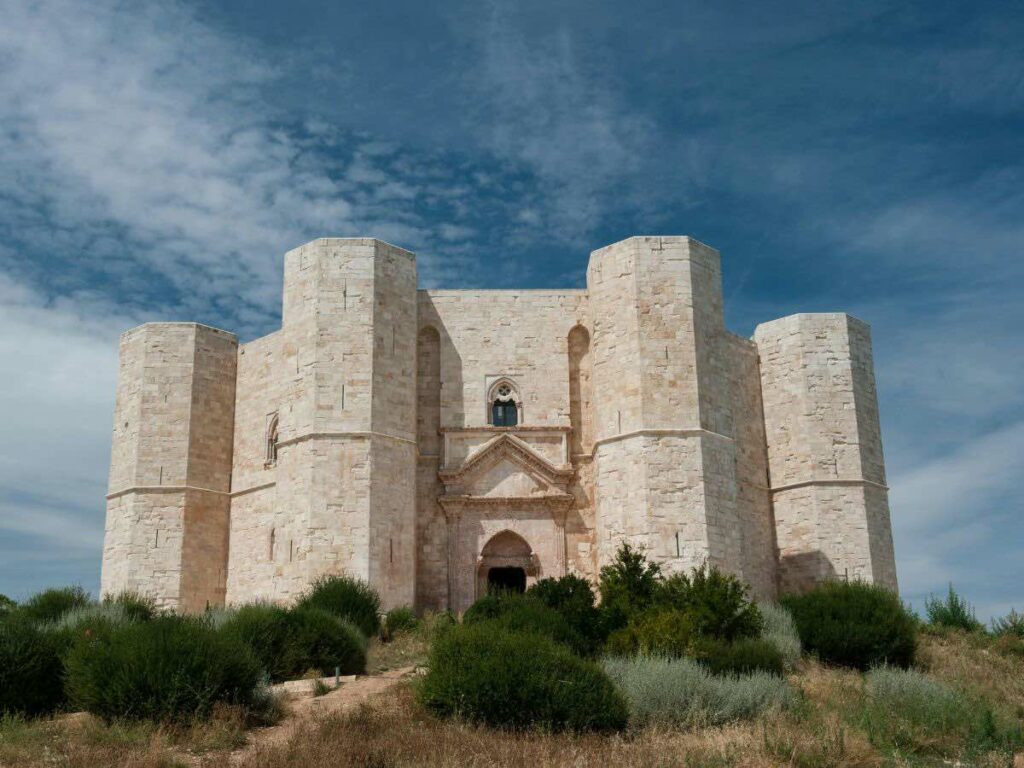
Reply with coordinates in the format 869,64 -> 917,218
100,235 -> 898,612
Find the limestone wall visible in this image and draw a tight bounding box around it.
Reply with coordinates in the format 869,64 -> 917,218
418,290 -> 589,428
101,323 -> 237,611
587,237 -> 742,577
754,313 -> 897,592
723,333 -> 776,599
227,239 -> 418,609
101,234 -> 899,613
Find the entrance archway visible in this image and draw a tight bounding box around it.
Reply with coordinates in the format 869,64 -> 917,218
477,530 -> 536,599
487,566 -> 526,594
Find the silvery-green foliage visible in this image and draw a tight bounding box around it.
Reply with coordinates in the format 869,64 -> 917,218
52,602 -> 132,631
603,655 -> 794,727
865,666 -> 969,726
201,606 -> 239,630
758,602 -> 802,669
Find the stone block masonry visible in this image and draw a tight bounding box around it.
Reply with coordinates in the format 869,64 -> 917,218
101,235 -> 898,612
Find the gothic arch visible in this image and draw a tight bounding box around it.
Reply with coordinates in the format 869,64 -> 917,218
487,377 -> 522,426
265,413 -> 279,467
568,324 -> 593,455
477,529 -> 537,597
417,325 -> 441,455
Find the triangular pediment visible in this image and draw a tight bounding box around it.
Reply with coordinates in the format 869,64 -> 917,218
439,434 -> 574,499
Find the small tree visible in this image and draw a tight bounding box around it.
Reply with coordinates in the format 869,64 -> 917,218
598,543 -> 662,632
991,609 -> 1024,639
925,584 -> 983,633
653,563 -> 763,641
0,594 -> 15,617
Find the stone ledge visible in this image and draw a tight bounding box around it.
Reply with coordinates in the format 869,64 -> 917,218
593,428 -> 734,450
770,478 -> 889,493
106,484 -> 229,500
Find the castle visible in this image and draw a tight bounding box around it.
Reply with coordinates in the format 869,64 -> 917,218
100,235 -> 898,613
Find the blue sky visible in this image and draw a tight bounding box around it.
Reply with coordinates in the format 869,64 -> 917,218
1,0 -> 1021,620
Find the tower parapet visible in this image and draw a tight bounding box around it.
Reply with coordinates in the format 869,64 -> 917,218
754,313 -> 897,592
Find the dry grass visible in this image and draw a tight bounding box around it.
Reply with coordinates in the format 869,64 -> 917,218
917,629 -> 1024,721
366,629 -> 431,674
238,683 -> 883,768
0,704 -> 249,767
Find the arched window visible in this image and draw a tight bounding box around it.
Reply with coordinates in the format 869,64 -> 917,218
265,414 -> 279,467
488,379 -> 521,427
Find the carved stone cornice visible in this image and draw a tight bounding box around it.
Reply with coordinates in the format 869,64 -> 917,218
438,494 -> 574,519
438,433 -> 574,486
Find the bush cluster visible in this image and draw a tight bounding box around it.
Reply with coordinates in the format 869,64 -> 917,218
64,615 -> 262,722
0,618 -> 66,716
991,609 -> 1024,639
526,573 -> 605,654
382,606 -> 418,641
217,603 -> 366,682
781,580 -> 917,669
598,543 -> 662,633
925,585 -> 984,633
652,566 -> 763,641
1,577 -> 383,722
418,622 -> 627,732
598,546 -> 776,675
16,586 -> 92,624
603,655 -> 794,727
296,575 -> 382,638
463,593 -> 588,656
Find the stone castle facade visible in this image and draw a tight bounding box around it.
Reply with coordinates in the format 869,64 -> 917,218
100,235 -> 898,613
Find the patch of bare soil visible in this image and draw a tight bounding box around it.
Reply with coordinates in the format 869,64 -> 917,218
225,666 -> 417,765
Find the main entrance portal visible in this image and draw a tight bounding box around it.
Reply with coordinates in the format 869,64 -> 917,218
487,566 -> 526,594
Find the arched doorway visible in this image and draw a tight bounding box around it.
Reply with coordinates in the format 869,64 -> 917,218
477,530 -> 535,598
487,566 -> 526,593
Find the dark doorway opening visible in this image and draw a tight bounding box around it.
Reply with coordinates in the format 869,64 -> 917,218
487,566 -> 526,594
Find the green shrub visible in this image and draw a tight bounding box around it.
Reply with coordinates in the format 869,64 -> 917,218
0,594 -> 15,617
603,655 -> 794,727
925,584 -> 984,633
418,622 -> 627,731
758,602 -> 802,669
598,542 -> 662,632
64,615 -> 262,722
418,610 -> 457,643
605,608 -> 697,658
48,603 -> 137,660
463,594 -> 587,655
282,608 -> 366,677
527,574 -> 605,652
101,592 -> 157,622
295,575 -> 381,637
991,609 -> 1024,639
781,580 -> 916,669
17,586 -> 93,624
217,603 -> 293,681
653,564 -> 763,641
382,606 -> 418,641
860,667 -> 1022,758
0,618 -> 66,715
689,637 -> 785,676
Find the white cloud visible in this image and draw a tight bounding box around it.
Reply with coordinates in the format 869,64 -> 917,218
0,274 -> 131,595
0,0 -> 487,332
889,420 -> 1024,618
464,9 -> 658,236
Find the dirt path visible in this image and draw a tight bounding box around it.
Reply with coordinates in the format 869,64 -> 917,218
226,666 -> 417,765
